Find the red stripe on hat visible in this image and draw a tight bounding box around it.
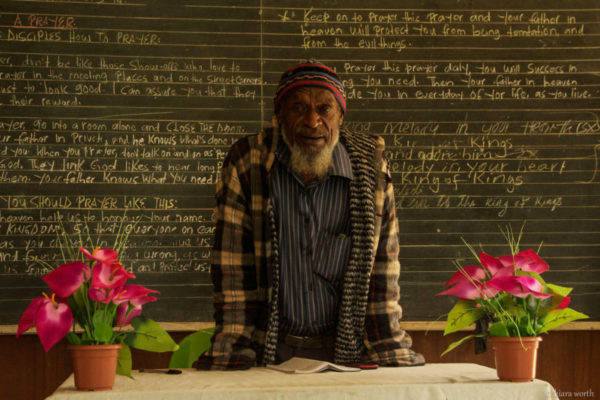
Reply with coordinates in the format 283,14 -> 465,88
284,62 -> 338,76
274,80 -> 346,112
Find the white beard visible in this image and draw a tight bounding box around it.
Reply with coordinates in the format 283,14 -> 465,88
281,128 -> 338,181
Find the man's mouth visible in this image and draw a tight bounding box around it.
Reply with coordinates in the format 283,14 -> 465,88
300,135 -> 325,142
296,128 -> 328,145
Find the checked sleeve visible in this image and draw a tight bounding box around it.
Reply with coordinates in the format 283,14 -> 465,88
362,156 -> 426,367
195,150 -> 261,370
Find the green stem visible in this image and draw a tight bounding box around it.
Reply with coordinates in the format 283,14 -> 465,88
487,296 -> 520,336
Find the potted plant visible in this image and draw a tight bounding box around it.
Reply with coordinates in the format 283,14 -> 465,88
437,225 -> 588,382
16,218 -> 178,391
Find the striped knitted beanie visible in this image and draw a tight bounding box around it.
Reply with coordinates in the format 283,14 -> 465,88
274,59 -> 346,115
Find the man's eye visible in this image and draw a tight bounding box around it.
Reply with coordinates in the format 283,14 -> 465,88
291,103 -> 307,113
317,105 -> 332,114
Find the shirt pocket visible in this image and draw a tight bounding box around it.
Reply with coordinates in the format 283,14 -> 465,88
312,230 -> 351,290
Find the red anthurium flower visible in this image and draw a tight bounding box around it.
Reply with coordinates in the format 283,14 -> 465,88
112,284 -> 159,304
115,296 -> 157,326
88,287 -> 118,303
487,275 -> 552,299
80,247 -> 119,265
92,262 -> 135,289
437,280 -> 498,300
16,293 -> 73,352
512,249 -> 549,274
438,266 -> 498,300
438,264 -> 500,300
16,297 -> 45,338
497,250 -> 549,274
114,285 -> 159,326
479,252 -> 513,278
42,261 -> 90,298
115,302 -> 140,326
555,296 -> 571,310
443,265 -> 486,287
36,298 -> 73,352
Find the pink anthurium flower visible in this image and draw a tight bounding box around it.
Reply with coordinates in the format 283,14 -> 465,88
115,296 -> 157,326
443,265 -> 486,287
91,262 -> 135,289
16,235 -> 176,378
439,231 -> 589,358
511,249 -> 549,274
437,280 -> 498,300
88,287 -> 118,303
438,266 -> 498,300
112,284 -> 160,304
479,252 -> 513,278
42,261 -> 90,298
80,246 -> 119,265
114,285 -> 159,326
487,275 -> 552,299
16,297 -> 45,338
16,293 -> 73,352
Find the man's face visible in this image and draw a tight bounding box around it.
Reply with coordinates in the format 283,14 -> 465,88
277,87 -> 344,155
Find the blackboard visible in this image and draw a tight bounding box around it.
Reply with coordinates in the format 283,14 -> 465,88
0,0 -> 598,326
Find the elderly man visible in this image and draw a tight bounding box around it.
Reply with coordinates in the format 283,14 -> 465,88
196,59 -> 424,369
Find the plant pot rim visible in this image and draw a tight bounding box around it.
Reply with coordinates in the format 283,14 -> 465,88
488,336 -> 542,342
68,343 -> 123,349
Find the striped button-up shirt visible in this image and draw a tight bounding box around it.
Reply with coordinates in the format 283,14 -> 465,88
271,139 -> 354,336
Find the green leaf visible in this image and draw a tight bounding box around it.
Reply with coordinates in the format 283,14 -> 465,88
125,317 -> 179,352
489,322 -> 510,337
92,307 -> 112,324
93,323 -> 113,343
443,300 -> 484,335
518,315 -> 537,337
499,294 -> 526,319
537,308 -> 589,334
66,332 -> 82,345
69,285 -> 88,322
539,283 -> 574,316
441,334 -> 480,357
169,328 -> 214,368
116,343 -> 133,378
92,310 -> 114,343
546,283 -> 573,297
80,331 -> 94,343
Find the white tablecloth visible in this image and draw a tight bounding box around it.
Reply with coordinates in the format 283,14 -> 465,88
46,363 -> 559,400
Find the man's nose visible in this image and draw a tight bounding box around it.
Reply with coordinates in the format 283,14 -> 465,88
303,107 -> 321,128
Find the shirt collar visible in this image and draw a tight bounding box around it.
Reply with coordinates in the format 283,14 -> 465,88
275,134 -> 354,181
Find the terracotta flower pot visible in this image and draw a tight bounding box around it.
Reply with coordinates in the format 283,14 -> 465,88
68,344 -> 122,391
489,336 -> 541,382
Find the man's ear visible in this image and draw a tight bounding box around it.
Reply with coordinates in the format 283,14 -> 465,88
338,113 -> 344,126
275,107 -> 284,125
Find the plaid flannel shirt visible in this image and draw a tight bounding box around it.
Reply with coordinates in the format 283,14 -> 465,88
195,127 -> 425,369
